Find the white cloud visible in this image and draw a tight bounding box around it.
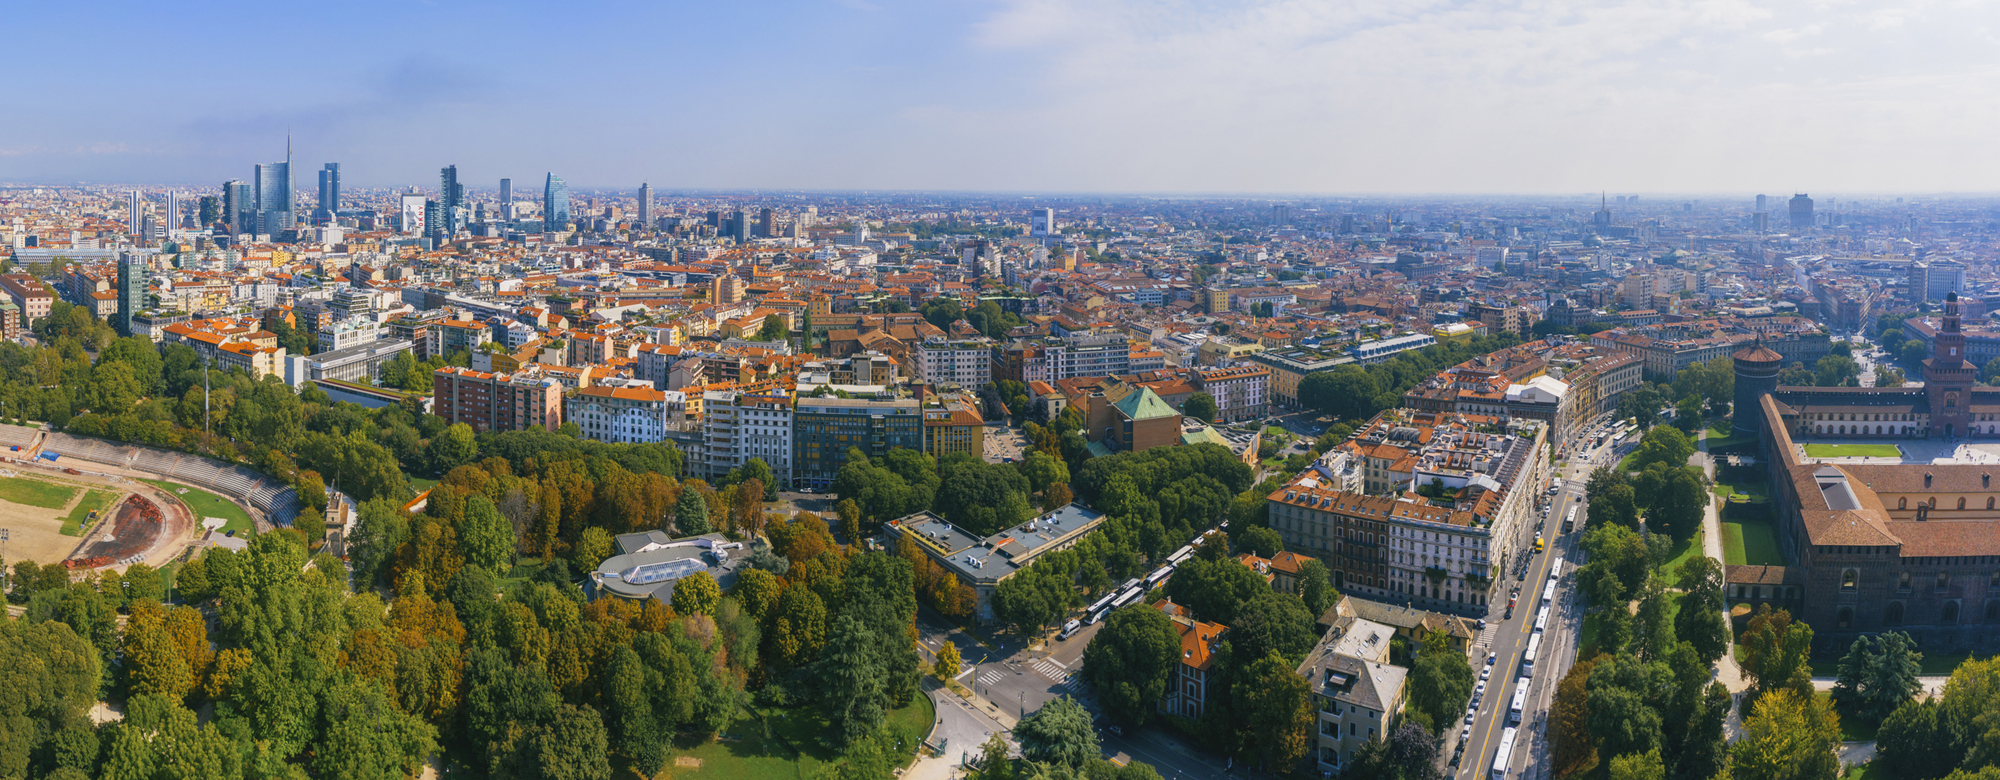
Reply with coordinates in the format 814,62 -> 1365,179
839,0 -> 2000,192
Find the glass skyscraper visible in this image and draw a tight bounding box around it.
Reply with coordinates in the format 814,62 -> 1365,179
255,160 -> 292,232
224,180 -> 253,235
544,173 -> 569,230
317,163 -> 340,223
440,165 -> 464,236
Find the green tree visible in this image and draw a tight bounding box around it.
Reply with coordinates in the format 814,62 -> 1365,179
1296,558 -> 1337,617
1018,451 -> 1071,496
1588,469 -> 1639,529
1588,653 -> 1665,760
1233,651 -> 1315,770
1901,341 -> 1928,369
1227,591 -> 1317,664
85,360 -> 143,412
1551,655 -> 1602,780
1162,554 -> 1270,625
1633,463 -> 1705,543
757,314 -> 787,342
1816,355 -> 1862,387
1732,689 -> 1841,780
1082,606 -> 1180,725
1298,366 -> 1379,421
1875,699 -> 1960,780
426,422 -> 479,474
1741,604 -> 1814,700
573,527 -> 615,572
1630,426 -> 1694,472
313,676 -> 440,780
1232,525 -> 1283,558
671,571 -> 722,616
460,494 -> 516,574
1016,696 -> 1099,767
1779,361 -> 1815,386
1610,747 -> 1666,780
1832,631 -> 1924,722
675,486 -> 710,536
972,734 -> 1016,780
1673,555 -> 1729,666
1183,392 -> 1218,424
1407,628 -> 1476,735
1674,394 -> 1704,432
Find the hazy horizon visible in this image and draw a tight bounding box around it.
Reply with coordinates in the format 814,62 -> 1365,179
6,0 -> 1995,194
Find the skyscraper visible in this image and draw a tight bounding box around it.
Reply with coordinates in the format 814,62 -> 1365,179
255,162 -> 292,232
116,255 -> 145,337
1789,194 -> 1814,230
499,178 -> 512,205
759,207 -> 775,238
439,165 -> 464,236
543,173 -> 569,229
127,191 -> 142,235
224,180 -> 253,235
729,209 -> 748,243
637,183 -> 652,227
165,191 -> 182,231
318,163 -> 341,222
1271,204 -> 1290,226
1029,207 -> 1055,236
1755,194 -> 1767,213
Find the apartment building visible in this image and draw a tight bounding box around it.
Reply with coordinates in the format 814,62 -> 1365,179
922,393 -> 985,461
1268,410 -> 1547,615
434,365 -> 566,435
1297,616 -> 1407,775
917,336 -> 994,388
793,395 -> 922,491
568,379 -> 678,444
0,274 -> 53,326
701,389 -> 794,483
1155,601 -> 1226,720
1190,365 -> 1270,422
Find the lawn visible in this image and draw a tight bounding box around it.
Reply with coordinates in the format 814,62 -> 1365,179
1577,611 -> 1604,661
0,475 -> 79,509
1654,530 -> 1705,588
657,697 -> 936,779
1723,519 -> 1784,566
1803,443 -> 1902,458
58,489 -> 117,536
1712,475 -> 1769,499
408,475 -> 440,495
1849,762 -> 1886,780
1704,421 -> 1759,451
143,479 -> 256,536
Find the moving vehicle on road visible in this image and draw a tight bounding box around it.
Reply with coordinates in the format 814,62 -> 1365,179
1060,619 -> 1082,639
1509,680 -> 1529,724
1562,506 -> 1577,534
1522,635 -> 1541,675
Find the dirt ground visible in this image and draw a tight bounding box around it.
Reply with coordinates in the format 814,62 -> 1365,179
0,462 -> 195,571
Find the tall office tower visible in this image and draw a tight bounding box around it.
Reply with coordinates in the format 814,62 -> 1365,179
637,183 -> 652,226
1271,204 -> 1289,226
729,210 -> 749,243
439,165 -> 464,235
1755,194 -> 1767,213
198,196 -> 220,227
424,200 -> 444,243
499,178 -> 512,206
317,163 -> 341,222
254,162 -> 293,231
1788,194 -> 1814,230
116,256 -> 145,337
759,207 -> 775,238
165,191 -> 183,230
224,180 -> 253,234
127,191 -> 142,235
800,206 -> 817,229
1029,207 -> 1056,236
543,173 -> 569,229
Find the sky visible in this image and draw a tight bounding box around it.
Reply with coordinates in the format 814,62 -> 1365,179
3,0 -> 1997,194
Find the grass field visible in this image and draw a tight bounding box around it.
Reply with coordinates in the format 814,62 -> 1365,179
142,479 -> 255,536
1849,761 -> 1886,780
58,489 -> 117,536
1713,474 -> 1769,499
408,475 -> 440,495
1723,519 -> 1784,566
1804,443 -> 1902,458
1654,530 -> 1705,588
657,696 -> 936,779
0,475 -> 79,509
1704,421 -> 1759,451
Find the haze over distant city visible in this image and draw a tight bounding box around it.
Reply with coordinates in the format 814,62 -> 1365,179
4,0 -> 1997,192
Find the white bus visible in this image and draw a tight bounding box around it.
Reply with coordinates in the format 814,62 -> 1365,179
1542,579 -> 1558,609
1563,505 -> 1578,533
1491,726 -> 1519,780
1144,565 -> 1175,590
1534,606 -> 1550,634
1549,557 -> 1565,580
1523,634 -> 1541,676
1509,678 -> 1530,724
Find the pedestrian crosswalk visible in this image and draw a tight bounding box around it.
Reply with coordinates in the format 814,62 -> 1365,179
1477,622 -> 1500,647
1031,658 -> 1079,691
977,669 -> 1004,686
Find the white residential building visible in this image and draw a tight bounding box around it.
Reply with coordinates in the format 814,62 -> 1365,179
701,388 -> 793,483
916,336 -> 993,388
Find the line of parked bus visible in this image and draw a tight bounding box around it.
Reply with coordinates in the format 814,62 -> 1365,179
1494,556 -> 1565,780
1062,531 -> 1215,638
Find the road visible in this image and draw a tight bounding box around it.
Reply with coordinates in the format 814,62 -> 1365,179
1452,422 -> 1612,780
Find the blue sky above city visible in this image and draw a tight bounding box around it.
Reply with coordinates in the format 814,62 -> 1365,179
4,0 -> 1996,193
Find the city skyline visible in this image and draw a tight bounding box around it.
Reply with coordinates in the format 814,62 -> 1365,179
0,0 -> 1995,193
